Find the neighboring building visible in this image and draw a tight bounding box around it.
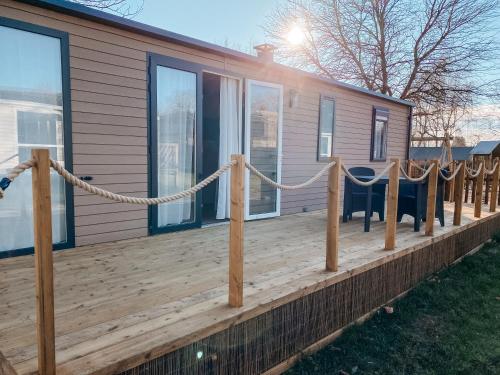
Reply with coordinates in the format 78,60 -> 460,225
409,146 -> 473,162
0,0 -> 414,257
470,140 -> 500,159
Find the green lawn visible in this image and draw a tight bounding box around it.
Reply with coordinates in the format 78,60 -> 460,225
287,234 -> 500,375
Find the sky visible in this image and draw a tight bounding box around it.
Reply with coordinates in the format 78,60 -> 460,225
128,0 -> 499,142
134,0 -> 281,54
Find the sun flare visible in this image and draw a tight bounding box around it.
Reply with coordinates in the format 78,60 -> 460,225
286,25 -> 305,46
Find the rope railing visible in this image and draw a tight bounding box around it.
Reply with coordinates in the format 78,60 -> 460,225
0,160 -> 34,198
438,163 -> 463,182
400,163 -> 434,182
341,162 -> 395,187
0,158 -> 235,204
245,160 -> 336,190
484,162 -> 499,176
466,163 -> 483,179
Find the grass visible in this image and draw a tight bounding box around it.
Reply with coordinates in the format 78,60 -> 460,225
287,236 -> 500,375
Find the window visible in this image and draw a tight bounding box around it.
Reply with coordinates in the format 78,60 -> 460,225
148,54 -> 203,234
371,107 -> 389,161
317,96 -> 335,161
0,19 -> 73,256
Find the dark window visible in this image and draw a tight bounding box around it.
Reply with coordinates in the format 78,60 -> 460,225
371,107 -> 389,161
317,96 -> 335,161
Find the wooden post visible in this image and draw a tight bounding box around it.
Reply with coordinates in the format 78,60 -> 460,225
489,158 -> 499,213
407,160 -> 414,178
484,157 -> 491,204
31,149 -> 56,375
425,160 -> 439,236
474,159 -> 485,218
385,158 -> 400,250
464,177 -> 470,203
326,156 -> 341,271
228,154 -> 245,307
448,162 -> 455,202
453,161 -> 466,226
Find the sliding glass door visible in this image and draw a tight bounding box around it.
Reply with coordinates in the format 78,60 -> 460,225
149,55 -> 201,233
244,80 -> 283,220
0,20 -> 73,256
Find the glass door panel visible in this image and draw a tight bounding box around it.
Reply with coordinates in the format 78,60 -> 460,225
156,66 -> 197,228
0,25 -> 68,254
245,80 -> 283,219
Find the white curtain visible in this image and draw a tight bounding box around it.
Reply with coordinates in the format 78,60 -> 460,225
216,77 -> 240,219
157,66 -> 196,226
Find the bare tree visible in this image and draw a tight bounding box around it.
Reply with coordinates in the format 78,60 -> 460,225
265,0 -> 499,108
70,0 -> 144,18
412,90 -> 470,146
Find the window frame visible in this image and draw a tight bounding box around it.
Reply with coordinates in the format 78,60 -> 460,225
147,53 -> 204,235
244,79 -> 283,220
317,95 -> 336,162
370,106 -> 389,162
0,17 -> 74,258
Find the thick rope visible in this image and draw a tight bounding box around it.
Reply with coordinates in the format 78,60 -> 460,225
484,162 -> 499,176
0,160 -> 34,199
466,163 -> 483,179
411,162 -> 427,172
245,160 -> 336,190
0,158 -> 234,204
6,160 -> 34,181
341,162 -> 395,187
437,163 -> 463,182
399,164 -> 434,182
50,159 -> 234,204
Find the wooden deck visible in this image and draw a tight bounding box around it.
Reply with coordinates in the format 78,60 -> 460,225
1,203 -> 498,375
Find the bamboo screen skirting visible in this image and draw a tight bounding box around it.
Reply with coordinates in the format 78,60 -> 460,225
119,215 -> 500,375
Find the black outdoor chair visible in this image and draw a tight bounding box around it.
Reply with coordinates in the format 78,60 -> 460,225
397,170 -> 446,230
343,167 -> 386,223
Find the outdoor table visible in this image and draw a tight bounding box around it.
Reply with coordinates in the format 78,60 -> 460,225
354,176 -> 426,232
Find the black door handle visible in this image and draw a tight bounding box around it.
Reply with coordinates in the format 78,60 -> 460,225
80,176 -> 93,181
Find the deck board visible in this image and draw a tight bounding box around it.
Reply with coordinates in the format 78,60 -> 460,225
0,203 -> 497,375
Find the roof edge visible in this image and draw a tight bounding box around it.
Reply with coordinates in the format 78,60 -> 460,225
16,0 -> 415,108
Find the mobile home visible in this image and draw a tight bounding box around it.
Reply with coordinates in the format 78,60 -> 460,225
0,0 -> 413,257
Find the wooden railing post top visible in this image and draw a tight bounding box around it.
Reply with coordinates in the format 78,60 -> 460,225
231,154 -> 245,161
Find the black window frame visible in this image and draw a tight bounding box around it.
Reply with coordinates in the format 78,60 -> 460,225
147,53 -> 204,235
370,106 -> 389,162
317,95 -> 336,162
0,17 -> 75,258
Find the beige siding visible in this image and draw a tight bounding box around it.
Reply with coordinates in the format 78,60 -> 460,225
1,0 -> 410,247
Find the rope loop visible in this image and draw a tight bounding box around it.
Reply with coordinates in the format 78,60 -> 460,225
399,163 -> 434,182
49,159 -> 235,205
437,163 -> 463,182
245,160 -> 336,190
466,163 -> 483,179
341,162 -> 395,187
0,158 -> 234,203
484,162 -> 499,176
